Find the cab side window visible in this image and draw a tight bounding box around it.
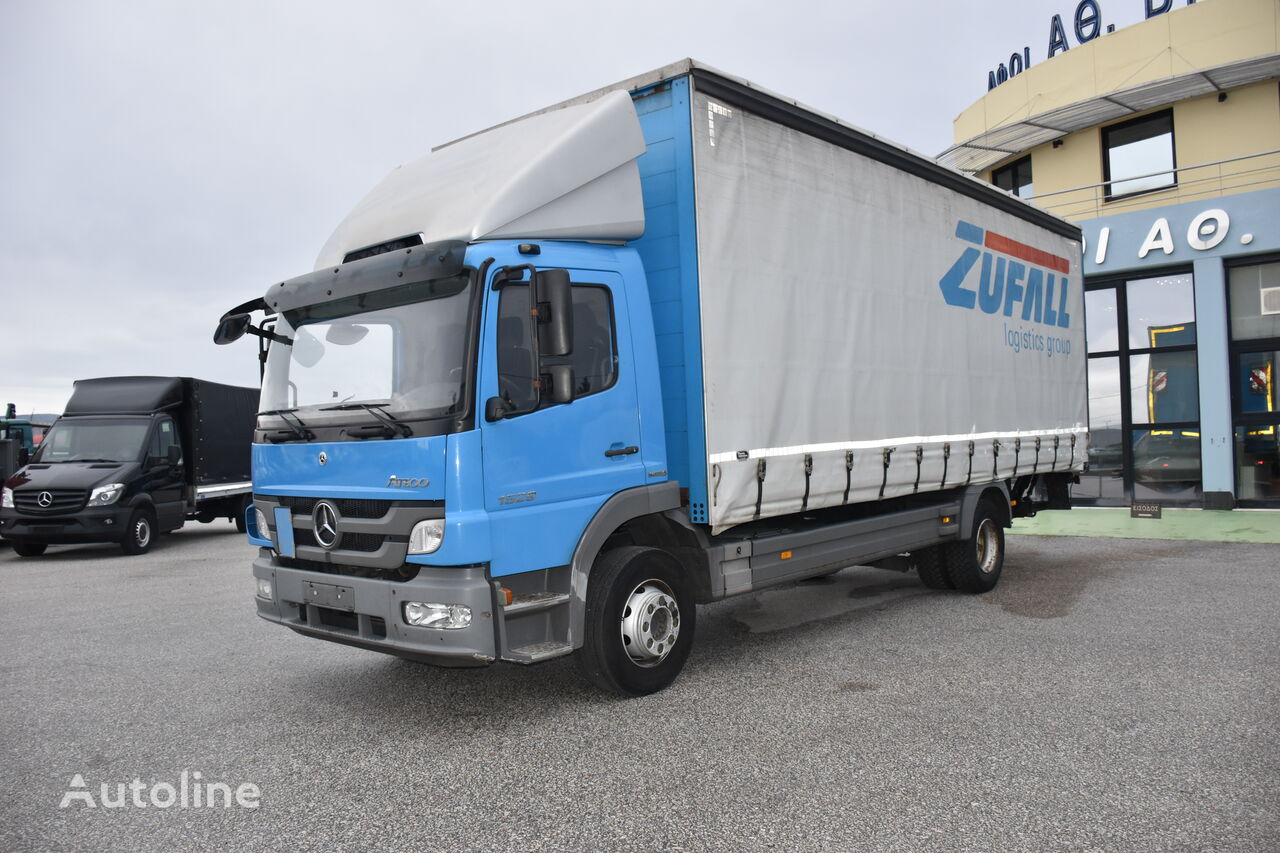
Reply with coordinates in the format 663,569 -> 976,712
495,282 -> 617,413
545,285 -> 617,397
496,286 -> 540,412
150,418 -> 180,462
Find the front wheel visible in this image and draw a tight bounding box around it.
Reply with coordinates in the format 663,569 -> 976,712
942,499 -> 1006,593
120,508 -> 156,556
234,495 -> 251,533
12,542 -> 48,557
578,546 -> 697,697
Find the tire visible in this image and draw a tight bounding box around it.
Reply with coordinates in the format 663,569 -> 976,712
12,542 -> 48,557
914,545 -> 954,590
578,546 -> 697,697
941,498 -> 1006,593
234,496 -> 249,534
120,508 -> 157,556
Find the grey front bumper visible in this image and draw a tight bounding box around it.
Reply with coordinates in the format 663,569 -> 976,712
252,553 -> 497,667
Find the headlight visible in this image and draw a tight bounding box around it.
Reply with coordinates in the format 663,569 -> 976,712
403,601 -> 471,629
255,578 -> 273,600
253,506 -> 270,538
1,487 -> 12,508
87,483 -> 125,506
407,519 -> 444,554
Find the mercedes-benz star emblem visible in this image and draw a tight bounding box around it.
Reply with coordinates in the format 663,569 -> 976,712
37,491 -> 54,508
318,452 -> 328,466
312,501 -> 340,550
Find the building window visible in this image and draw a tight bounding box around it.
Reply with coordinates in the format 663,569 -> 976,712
1228,259 -> 1280,505
1102,110 -> 1175,200
1076,271 -> 1200,506
992,155 -> 1033,198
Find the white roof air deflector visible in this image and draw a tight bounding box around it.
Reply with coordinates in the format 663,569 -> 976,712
315,90 -> 647,269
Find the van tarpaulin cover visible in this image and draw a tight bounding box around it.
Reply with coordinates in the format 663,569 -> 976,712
689,89 -> 1087,533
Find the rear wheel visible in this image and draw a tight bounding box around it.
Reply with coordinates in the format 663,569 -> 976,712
578,546 -> 696,697
12,542 -> 48,557
120,508 -> 156,556
942,499 -> 1005,593
234,496 -> 249,533
914,545 -> 954,590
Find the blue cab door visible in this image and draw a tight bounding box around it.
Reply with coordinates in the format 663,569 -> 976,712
479,265 -> 647,577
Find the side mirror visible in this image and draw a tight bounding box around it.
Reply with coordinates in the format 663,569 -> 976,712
535,269 -> 573,357
213,314 -> 251,345
484,396 -> 509,422
542,365 -> 575,405
167,445 -> 182,466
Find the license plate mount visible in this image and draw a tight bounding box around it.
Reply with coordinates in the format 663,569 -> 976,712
304,581 -> 356,611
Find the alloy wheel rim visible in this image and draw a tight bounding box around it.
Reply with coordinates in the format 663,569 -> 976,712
976,519 -> 999,573
619,579 -> 681,666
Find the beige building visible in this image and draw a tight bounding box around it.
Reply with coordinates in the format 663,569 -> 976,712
942,0 -> 1280,509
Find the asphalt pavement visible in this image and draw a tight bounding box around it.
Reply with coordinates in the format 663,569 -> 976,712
1,522 -> 1277,852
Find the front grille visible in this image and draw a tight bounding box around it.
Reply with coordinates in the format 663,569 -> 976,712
14,489 -> 88,515
271,495 -> 393,519
276,556 -> 420,582
295,528 -> 385,553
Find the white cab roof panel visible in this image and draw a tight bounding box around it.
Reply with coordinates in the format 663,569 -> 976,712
315,89 -> 646,269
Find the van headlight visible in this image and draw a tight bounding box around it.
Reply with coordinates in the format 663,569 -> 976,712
87,483 -> 125,506
407,519 -> 444,554
1,487 -> 12,508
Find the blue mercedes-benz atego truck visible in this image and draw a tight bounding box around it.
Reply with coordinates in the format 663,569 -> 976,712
216,61 -> 1088,695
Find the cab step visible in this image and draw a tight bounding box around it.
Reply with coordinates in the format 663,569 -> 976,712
504,592 -> 570,616
504,641 -> 573,664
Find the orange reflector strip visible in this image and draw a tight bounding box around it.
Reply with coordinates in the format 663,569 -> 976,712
501,587 -> 513,606
780,550 -> 793,560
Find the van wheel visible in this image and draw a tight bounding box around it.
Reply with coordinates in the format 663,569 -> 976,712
120,509 -> 156,555
914,546 -> 954,590
942,499 -> 1005,593
578,546 -> 696,697
12,542 -> 48,557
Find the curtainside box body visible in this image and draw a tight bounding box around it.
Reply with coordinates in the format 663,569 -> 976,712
616,64 -> 1086,533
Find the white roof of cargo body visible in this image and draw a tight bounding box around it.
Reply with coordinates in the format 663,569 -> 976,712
314,90 -> 646,270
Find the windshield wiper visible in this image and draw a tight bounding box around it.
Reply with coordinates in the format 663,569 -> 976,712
320,402 -> 413,437
259,408 -> 315,442
67,458 -> 121,463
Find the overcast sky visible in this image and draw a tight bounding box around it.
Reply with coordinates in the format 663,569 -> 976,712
1,0 -> 1166,414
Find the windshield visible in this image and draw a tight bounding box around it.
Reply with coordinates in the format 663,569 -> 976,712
260,273 -> 472,430
33,418 -> 151,463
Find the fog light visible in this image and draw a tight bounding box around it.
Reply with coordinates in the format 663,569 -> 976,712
407,519 -> 444,554
256,578 -> 273,600
403,601 -> 471,629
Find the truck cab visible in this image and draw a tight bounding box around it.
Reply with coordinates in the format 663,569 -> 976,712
239,236 -> 671,677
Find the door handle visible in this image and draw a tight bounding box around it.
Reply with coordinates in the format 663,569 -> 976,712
604,445 -> 639,458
